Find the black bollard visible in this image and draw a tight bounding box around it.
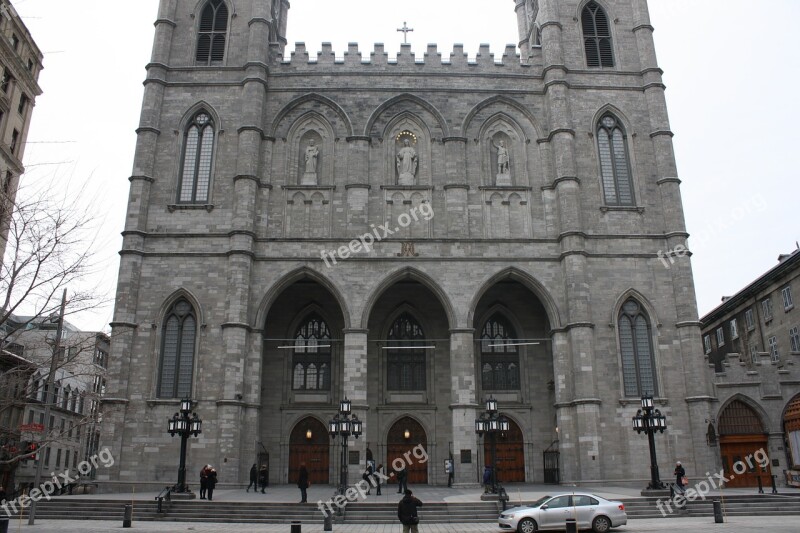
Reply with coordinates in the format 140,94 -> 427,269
713,500 -> 723,523
123,504 -> 132,528
757,475 -> 764,494
291,521 -> 302,533
323,510 -> 333,531
565,518 -> 577,533
771,475 -> 779,494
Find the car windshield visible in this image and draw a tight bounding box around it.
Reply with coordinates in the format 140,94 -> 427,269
528,496 -> 551,508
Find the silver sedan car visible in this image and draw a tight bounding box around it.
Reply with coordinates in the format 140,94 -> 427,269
498,493 -> 627,533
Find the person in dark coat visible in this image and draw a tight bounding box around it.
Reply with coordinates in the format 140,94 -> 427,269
206,467 -> 218,501
297,463 -> 310,503
674,461 -> 686,492
396,467 -> 408,494
362,463 -> 374,495
258,465 -> 268,494
375,463 -> 384,496
483,465 -> 492,493
397,489 -> 423,533
0,485 -> 10,533
199,465 -> 209,499
247,464 -> 258,492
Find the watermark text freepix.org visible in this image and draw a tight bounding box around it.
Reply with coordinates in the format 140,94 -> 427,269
1,447 -> 115,518
320,203 -> 434,268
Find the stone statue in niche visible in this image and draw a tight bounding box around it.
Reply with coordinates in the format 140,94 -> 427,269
301,139 -> 319,185
396,139 -> 418,185
493,138 -> 512,186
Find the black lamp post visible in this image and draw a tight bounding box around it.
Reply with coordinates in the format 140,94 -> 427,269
328,398 -> 362,495
632,394 -> 667,490
475,396 -> 509,494
168,398 -> 203,493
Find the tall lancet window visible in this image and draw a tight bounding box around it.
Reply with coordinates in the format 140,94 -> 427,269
481,315 -> 521,391
618,299 -> 658,397
582,1 -> 614,67
387,313 -> 426,391
178,111 -> 215,203
597,114 -> 634,206
292,314 -> 332,391
158,299 -> 197,399
196,0 -> 229,64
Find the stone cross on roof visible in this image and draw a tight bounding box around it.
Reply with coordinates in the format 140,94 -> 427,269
397,21 -> 414,44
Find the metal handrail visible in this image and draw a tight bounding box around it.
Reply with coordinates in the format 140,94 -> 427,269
155,486 -> 173,513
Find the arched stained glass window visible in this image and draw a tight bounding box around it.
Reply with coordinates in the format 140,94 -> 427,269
158,299 -> 197,398
618,299 -> 657,397
481,315 -> 521,391
197,0 -> 229,64
582,1 -> 614,67
597,114 -> 634,206
293,315 -> 332,390
387,313 -> 426,391
178,111 -> 215,204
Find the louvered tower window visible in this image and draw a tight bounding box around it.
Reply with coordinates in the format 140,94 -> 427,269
481,315 -> 521,391
196,0 -> 228,64
178,111 -> 215,203
582,1 -> 614,67
158,300 -> 197,398
618,299 -> 657,397
597,114 -> 634,206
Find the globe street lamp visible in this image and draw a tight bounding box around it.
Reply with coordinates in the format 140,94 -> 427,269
167,398 -> 203,494
475,396 -> 509,495
328,398 -> 362,495
632,394 -> 667,490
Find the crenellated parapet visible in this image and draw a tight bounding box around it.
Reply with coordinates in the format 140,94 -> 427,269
282,42 -> 541,72
713,352 -> 800,400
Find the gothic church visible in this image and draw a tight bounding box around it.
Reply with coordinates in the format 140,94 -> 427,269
101,0 -> 717,489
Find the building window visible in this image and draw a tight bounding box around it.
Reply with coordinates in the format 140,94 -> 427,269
178,111 -> 215,203
292,314 -> 332,391
762,298 -> 773,322
11,33 -> 19,51
157,299 -> 197,398
387,313 -> 426,391
480,315 -> 521,391
196,0 -> 228,65
783,287 -> 794,311
27,59 -> 34,71
768,336 -> 779,362
1,70 -> 10,93
597,114 -> 635,206
750,344 -> 759,365
17,94 -> 27,115
716,327 -> 725,348
791,326 -> 800,353
10,129 -> 19,154
745,308 -> 755,330
618,299 -> 658,397
729,319 -> 738,340
581,1 -> 614,67
703,335 -> 712,354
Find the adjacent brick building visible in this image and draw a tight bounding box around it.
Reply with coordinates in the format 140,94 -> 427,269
101,0 -> 718,490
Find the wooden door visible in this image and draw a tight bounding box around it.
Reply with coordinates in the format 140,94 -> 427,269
289,417 -> 329,484
387,417 -> 428,484
720,435 -> 770,488
484,417 -> 526,482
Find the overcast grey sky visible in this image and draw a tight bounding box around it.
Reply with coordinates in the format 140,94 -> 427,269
12,0 -> 800,330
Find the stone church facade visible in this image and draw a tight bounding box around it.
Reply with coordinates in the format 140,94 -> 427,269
101,0 -> 718,489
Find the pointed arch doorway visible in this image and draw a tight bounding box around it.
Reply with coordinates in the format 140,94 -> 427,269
484,417 -> 526,482
289,417 -> 329,485
718,399 -> 770,488
387,417 -> 428,484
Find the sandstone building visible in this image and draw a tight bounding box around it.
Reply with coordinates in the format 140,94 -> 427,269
101,0 -> 718,489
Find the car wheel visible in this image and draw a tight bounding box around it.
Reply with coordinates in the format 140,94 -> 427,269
592,515 -> 611,533
517,517 -> 537,533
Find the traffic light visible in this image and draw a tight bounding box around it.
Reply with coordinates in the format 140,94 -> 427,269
21,441 -> 39,462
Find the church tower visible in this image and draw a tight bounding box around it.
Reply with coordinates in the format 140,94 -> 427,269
101,0 -> 716,490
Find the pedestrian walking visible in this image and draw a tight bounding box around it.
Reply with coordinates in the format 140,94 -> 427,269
259,464 -> 268,494
0,485 -> 9,533
247,464 -> 257,492
362,462 -> 374,495
206,467 -> 218,501
199,465 -> 209,499
674,461 -> 686,492
396,466 -> 408,494
375,463 -> 384,495
297,463 -> 310,503
483,465 -> 492,493
397,488 -> 423,533
446,459 -> 454,488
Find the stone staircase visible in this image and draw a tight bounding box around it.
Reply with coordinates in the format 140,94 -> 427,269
14,494 -> 800,524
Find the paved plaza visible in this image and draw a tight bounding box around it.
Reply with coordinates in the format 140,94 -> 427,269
3,516 -> 799,533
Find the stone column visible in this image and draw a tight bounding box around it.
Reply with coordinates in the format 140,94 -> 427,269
345,136 -> 371,235
343,329 -> 369,485
450,328 -> 479,485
